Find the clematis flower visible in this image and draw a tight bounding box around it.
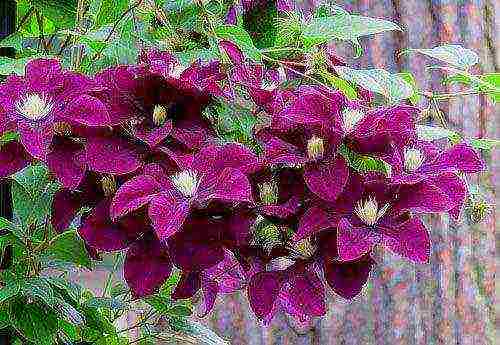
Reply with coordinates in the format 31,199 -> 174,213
0,59 -> 112,160
258,122 -> 348,203
111,144 -> 256,241
294,173 -> 452,263
0,141 -> 31,178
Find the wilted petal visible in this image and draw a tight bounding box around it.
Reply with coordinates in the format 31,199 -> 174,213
64,95 -> 111,126
0,141 -> 30,178
383,217 -> 430,264
84,136 -> 141,175
324,254 -> 374,299
304,157 -> 348,202
293,206 -> 331,241
47,140 -> 86,190
110,175 -> 162,220
79,198 -> 147,251
337,218 -> 378,262
149,192 -> 190,241
124,235 -> 172,297
248,271 -> 284,320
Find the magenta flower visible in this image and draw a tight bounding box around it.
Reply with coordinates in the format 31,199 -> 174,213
258,122 -> 348,202
0,141 -> 31,178
294,173 -> 452,263
111,144 -> 257,241
0,59 -> 111,160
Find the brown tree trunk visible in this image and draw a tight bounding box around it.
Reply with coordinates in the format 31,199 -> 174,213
200,1 -> 498,344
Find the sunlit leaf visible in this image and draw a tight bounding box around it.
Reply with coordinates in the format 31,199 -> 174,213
406,44 -> 479,70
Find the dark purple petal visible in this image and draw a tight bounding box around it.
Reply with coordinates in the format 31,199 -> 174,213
425,142 -> 485,174
0,142 -> 30,178
79,198 -> 147,251
172,272 -> 201,300
293,207 -> 331,241
110,175 -> 162,220
149,192 -> 190,241
203,251 -> 246,293
191,143 -> 261,175
395,183 -> 451,213
225,6 -> 238,25
337,218 -> 378,262
198,278 -> 218,317
47,140 -> 86,190
63,95 -> 111,126
324,254 -> 374,299
258,196 -> 301,219
84,136 -> 141,175
304,157 -> 349,202
51,190 -> 84,233
124,235 -> 172,297
248,271 -> 284,320
261,133 -> 308,166
383,217 -> 430,264
200,167 -> 253,204
281,269 -> 326,320
135,120 -> 173,148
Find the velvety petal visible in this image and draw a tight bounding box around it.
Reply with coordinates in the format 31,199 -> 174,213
51,190 -> 84,233
337,218 -> 378,262
427,173 -> 467,221
261,133 -> 308,166
170,126 -> 209,150
84,136 -> 141,175
172,271 -> 201,300
293,206 -> 331,241
258,196 -> 301,219
110,175 -> 163,220
282,269 -> 326,320
323,254 -> 374,299
304,157 -> 349,202
79,199 -> 147,251
0,142 -> 30,178
63,95 -> 111,126
124,235 -> 172,297
247,271 -> 284,320
199,167 -> 253,204
47,140 -> 86,190
383,217 -> 430,264
395,183 -> 451,213
191,143 -> 261,175
25,58 -> 64,93
203,251 -> 246,293
425,142 -> 485,174
135,120 -> 173,148
148,192 -> 190,241
18,121 -> 53,160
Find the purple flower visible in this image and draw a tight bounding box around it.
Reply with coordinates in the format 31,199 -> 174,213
111,144 -> 257,241
294,173 -> 452,263
0,59 -> 111,160
0,141 -> 31,178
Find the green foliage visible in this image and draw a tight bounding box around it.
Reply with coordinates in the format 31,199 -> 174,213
406,44 -> 479,71
339,145 -> 392,177
215,25 -> 262,61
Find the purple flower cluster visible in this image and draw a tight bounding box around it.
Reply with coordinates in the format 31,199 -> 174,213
0,49 -> 485,324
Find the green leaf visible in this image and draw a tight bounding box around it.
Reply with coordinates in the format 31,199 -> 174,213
334,66 -> 413,104
215,25 -> 262,62
0,281 -> 21,304
480,73 -> 500,103
0,33 -> 25,51
319,71 -> 357,99
468,138 -> 500,151
31,0 -> 77,29
0,308 -> 10,329
95,0 -> 130,26
416,125 -> 461,142
0,132 -> 20,145
339,145 -> 392,176
86,297 -> 125,310
22,277 -> 55,306
168,305 -> 192,317
407,44 -> 479,71
397,71 -> 421,105
0,57 -> 32,76
45,230 -> 92,269
243,0 -> 277,49
9,299 -> 58,345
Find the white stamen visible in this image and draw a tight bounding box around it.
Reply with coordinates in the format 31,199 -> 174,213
354,196 -> 390,226
342,108 -> 364,133
171,170 -> 200,198
16,93 -> 53,121
306,135 -> 325,160
404,148 -> 425,172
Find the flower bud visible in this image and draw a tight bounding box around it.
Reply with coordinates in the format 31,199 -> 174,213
152,104 -> 168,126
307,136 -> 325,160
403,148 -> 425,172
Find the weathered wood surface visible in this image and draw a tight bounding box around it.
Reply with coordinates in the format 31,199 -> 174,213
196,1 -> 498,344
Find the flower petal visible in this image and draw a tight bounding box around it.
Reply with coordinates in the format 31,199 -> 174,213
260,132 -> 308,166
293,206 -> 331,241
63,95 -> 111,127
18,120 -> 53,160
383,217 -> 430,264
25,58 -> 64,93
304,157 -> 349,202
219,40 -> 244,64
426,142 -> 485,174
337,218 -> 378,262
135,120 -> 173,148
51,189 -> 84,233
84,135 -> 141,175
172,271 -> 201,300
124,235 -> 172,297
79,198 -> 147,251
427,172 -> 467,221
248,271 -> 284,321
47,139 -> 86,190
281,269 -> 326,320
148,192 -> 190,241
198,278 -> 218,317
395,183 -> 451,213
0,141 -> 30,178
323,254 -> 374,299
110,175 -> 162,220
200,167 -> 253,204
